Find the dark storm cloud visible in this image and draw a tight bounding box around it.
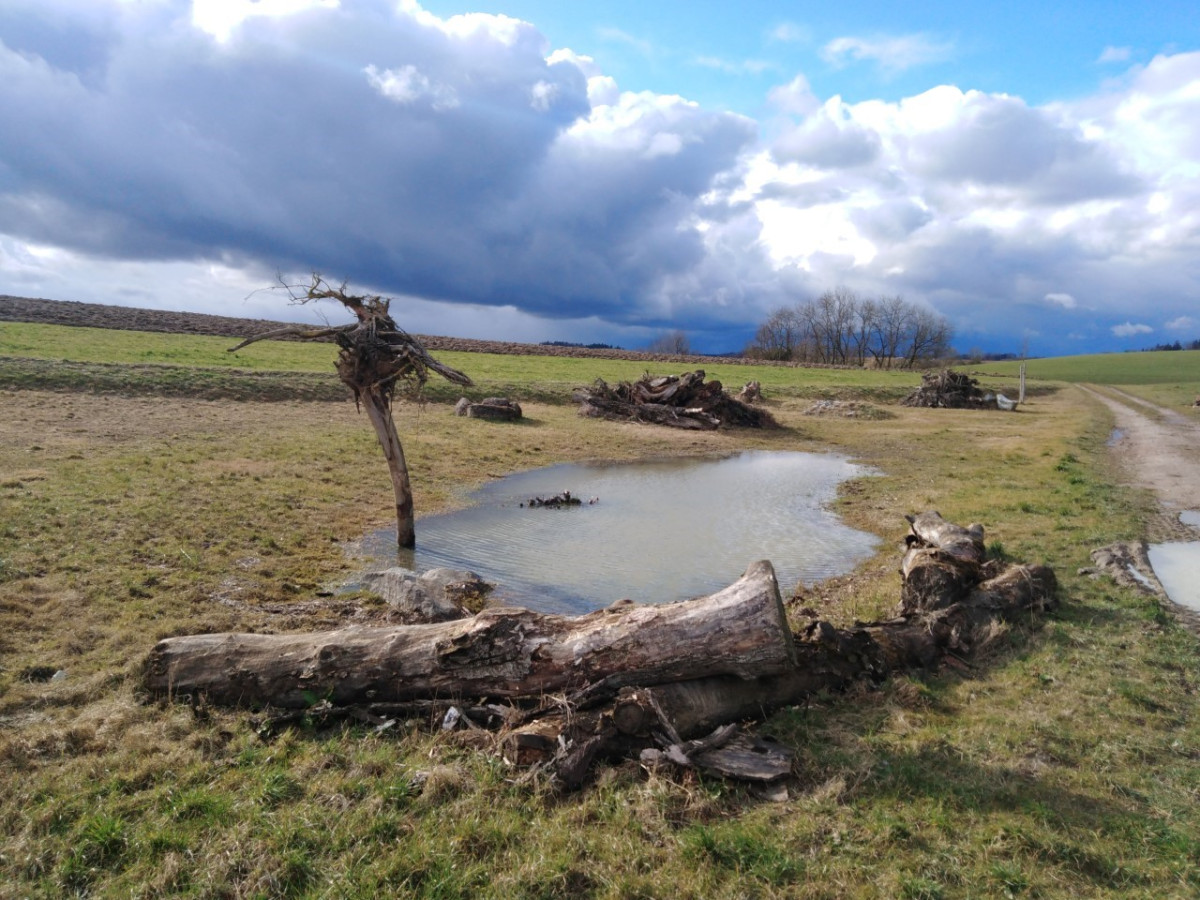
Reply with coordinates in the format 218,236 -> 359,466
0,0 -> 756,325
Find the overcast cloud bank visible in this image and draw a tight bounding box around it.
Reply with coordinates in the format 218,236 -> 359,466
0,0 -> 1197,355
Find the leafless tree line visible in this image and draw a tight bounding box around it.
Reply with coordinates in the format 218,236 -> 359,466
746,288 -> 954,368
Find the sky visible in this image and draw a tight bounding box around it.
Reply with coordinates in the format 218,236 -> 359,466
1,0 -> 1198,356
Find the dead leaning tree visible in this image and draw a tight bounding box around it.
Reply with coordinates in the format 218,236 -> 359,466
229,274 -> 472,549
144,512 -> 1057,788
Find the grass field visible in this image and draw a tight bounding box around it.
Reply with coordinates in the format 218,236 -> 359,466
972,349 -> 1200,385
968,350 -> 1200,412
1,324 -> 1199,898
0,322 -> 928,404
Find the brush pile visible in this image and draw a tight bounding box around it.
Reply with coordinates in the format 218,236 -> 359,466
574,370 -> 777,430
902,370 -> 998,409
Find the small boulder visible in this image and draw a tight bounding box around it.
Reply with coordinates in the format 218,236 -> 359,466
361,567 -> 493,623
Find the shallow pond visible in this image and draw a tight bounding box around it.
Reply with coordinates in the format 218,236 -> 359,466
357,450 -> 880,614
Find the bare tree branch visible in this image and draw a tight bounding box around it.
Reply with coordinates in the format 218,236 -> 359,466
227,325 -> 352,353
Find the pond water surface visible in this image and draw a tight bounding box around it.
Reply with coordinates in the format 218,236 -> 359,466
357,451 -> 880,614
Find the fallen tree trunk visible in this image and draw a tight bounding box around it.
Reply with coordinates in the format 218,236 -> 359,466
143,561 -> 795,708
596,562 -> 1056,741
144,512 -> 1058,789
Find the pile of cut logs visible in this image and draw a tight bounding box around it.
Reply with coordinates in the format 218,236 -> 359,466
574,370 -> 777,430
143,513 -> 1055,789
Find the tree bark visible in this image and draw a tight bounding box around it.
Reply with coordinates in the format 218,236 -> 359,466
142,560 -> 795,708
361,389 -> 416,549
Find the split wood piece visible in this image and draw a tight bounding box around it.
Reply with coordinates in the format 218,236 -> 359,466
905,511 -> 986,566
688,734 -> 793,783
737,380 -> 763,404
639,724 -> 791,783
900,511 -> 987,615
142,560 -> 796,709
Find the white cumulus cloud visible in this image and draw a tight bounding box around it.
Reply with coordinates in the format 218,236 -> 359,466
1098,46 -> 1132,64
1111,322 -> 1154,338
821,34 -> 955,74
366,64 -> 459,110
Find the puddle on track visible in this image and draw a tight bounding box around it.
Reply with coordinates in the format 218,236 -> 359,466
1148,542 -> 1200,614
356,450 -> 880,614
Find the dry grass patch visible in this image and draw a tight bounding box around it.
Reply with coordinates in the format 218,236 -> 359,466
1,370 -> 1198,898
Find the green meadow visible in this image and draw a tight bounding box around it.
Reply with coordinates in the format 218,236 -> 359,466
1,321 -> 1199,898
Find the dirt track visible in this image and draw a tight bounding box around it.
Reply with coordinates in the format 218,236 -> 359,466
1080,384 -> 1200,539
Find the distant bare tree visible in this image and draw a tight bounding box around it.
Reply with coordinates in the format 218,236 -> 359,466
905,306 -> 955,368
746,306 -> 802,360
749,291 -> 953,370
230,274 -> 472,549
647,330 -> 691,355
798,287 -> 858,364
849,296 -> 878,366
870,295 -> 913,369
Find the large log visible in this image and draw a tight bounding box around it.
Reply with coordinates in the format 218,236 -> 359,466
142,561 -> 795,708
603,563 -> 1057,742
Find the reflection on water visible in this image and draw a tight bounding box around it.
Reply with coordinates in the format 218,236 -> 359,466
1149,541 -> 1200,614
357,451 -> 879,614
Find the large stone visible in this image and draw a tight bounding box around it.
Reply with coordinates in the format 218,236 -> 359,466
361,567 -> 493,623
